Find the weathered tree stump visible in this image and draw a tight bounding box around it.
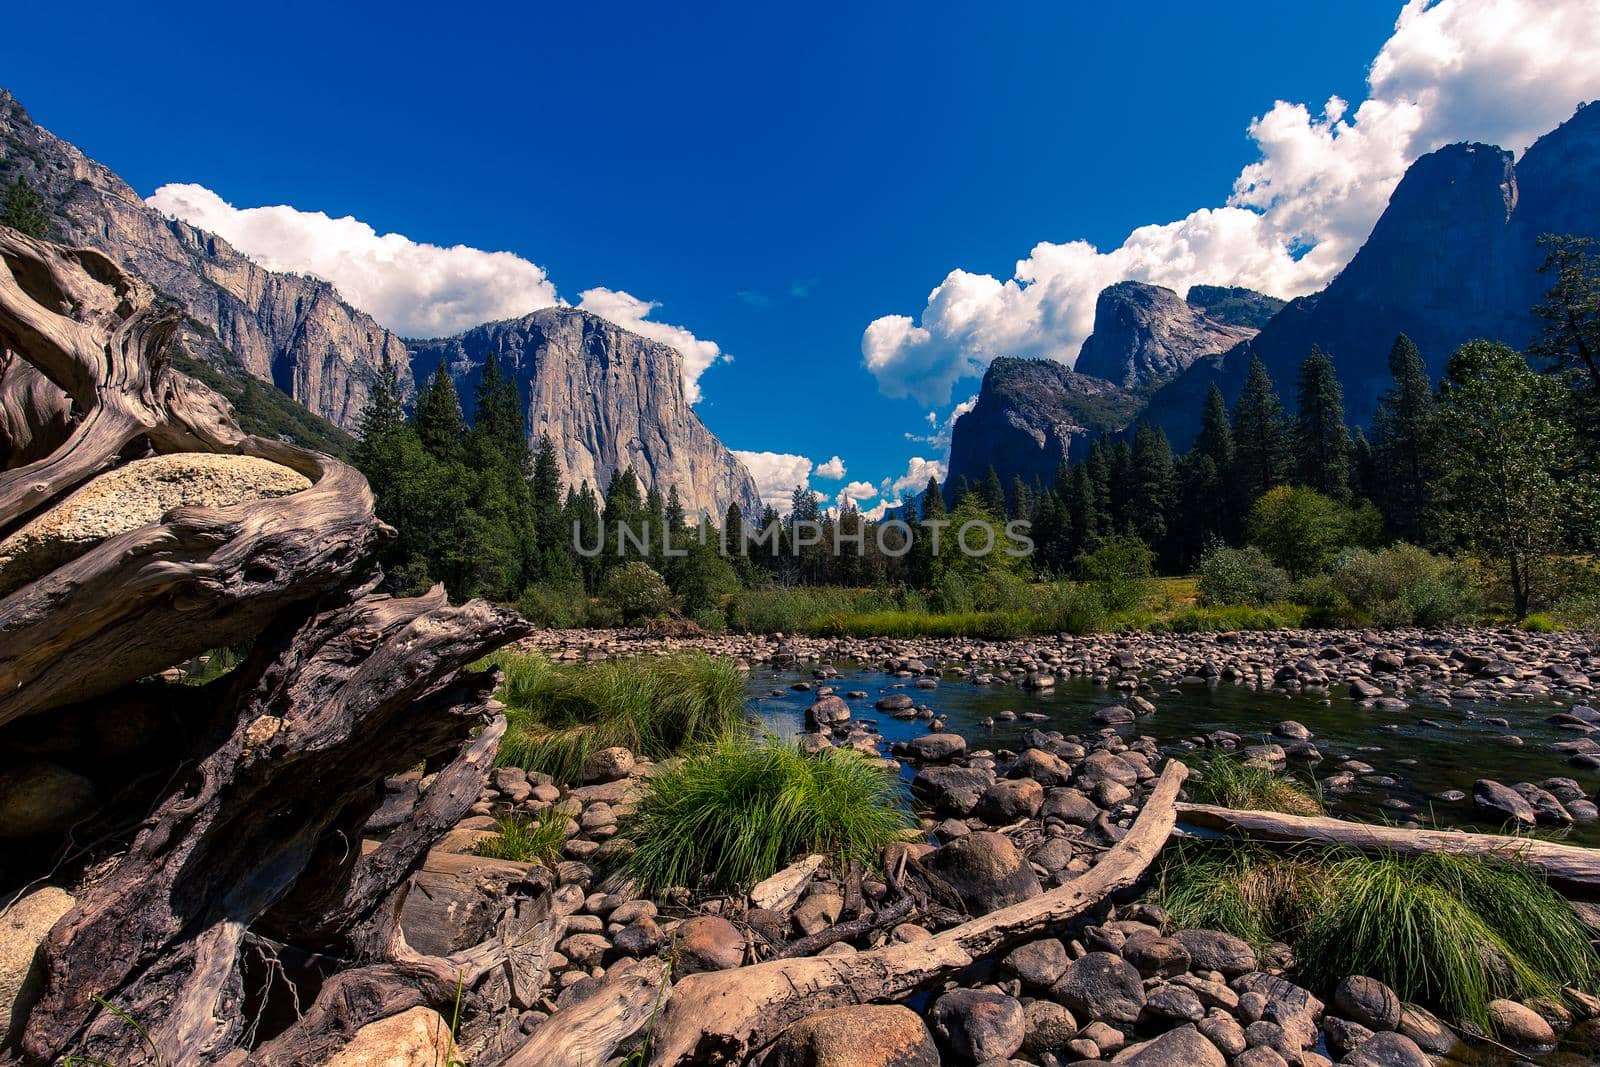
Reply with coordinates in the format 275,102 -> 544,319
0,225 -> 532,1064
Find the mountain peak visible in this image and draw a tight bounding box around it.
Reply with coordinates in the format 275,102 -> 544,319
1074,280 -> 1262,390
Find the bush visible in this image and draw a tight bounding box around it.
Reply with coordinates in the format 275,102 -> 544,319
517,579 -> 592,628
598,562 -> 673,623
1197,544 -> 1291,606
1294,573 -> 1358,627
813,609 -> 1030,639
1248,485 -> 1348,578
619,735 -> 912,893
1075,535 -> 1154,613
1034,582 -> 1110,635
1521,612 -> 1561,633
1161,604 -> 1307,632
1188,754 -> 1321,816
487,651 -> 747,782
476,810 -> 568,866
1156,845 -> 1599,1028
1551,593 -> 1600,631
1325,544 -> 1472,627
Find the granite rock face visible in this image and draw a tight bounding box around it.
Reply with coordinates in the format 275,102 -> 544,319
1075,281 -> 1262,390
0,89 -> 408,431
945,356 -> 1143,491
1143,101 -> 1600,449
410,308 -> 761,516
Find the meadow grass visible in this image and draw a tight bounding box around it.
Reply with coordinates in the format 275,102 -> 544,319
475,809 -> 569,866
484,650 -> 747,783
1155,842 -> 1598,1027
810,609 -> 1033,639
1188,752 -> 1323,817
618,734 -> 913,894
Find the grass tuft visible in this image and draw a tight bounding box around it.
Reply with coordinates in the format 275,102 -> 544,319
618,734 -> 913,894
484,651 -> 747,783
1188,753 -> 1323,817
475,809 -> 569,866
1155,842 -> 1598,1028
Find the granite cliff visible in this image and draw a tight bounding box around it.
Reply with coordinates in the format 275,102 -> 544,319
410,309 -> 762,516
1074,281 -> 1269,390
0,89 -> 760,516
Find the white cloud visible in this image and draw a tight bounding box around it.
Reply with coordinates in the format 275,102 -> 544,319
837,479 -> 876,501
146,184 -> 729,402
906,395 -> 978,456
814,455 -> 847,480
861,0 -> 1600,406
731,450 -> 813,512
882,456 -> 946,501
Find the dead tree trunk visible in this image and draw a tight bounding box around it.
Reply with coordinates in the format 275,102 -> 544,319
0,225 -> 533,1064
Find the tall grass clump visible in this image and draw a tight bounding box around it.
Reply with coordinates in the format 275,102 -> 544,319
1189,753 -> 1323,817
475,809 -> 568,866
619,735 -> 912,894
486,651 -> 747,782
1155,843 -> 1599,1028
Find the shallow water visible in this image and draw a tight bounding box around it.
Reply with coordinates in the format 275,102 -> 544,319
747,663 -> 1600,847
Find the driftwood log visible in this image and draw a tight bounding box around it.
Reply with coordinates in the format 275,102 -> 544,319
0,225 -> 533,1064
638,759 -> 1188,1066
1177,802 -> 1600,894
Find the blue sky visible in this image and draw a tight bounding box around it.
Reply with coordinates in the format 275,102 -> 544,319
5,1 -> 1597,512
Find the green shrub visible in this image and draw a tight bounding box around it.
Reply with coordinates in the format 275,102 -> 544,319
1197,544 -> 1291,606
476,809 -> 568,866
1188,753 -> 1322,816
1294,574 -> 1358,627
1248,485 -> 1348,578
691,606 -> 728,634
517,579 -> 592,628
619,735 -> 912,893
1162,604 -> 1307,632
1330,544 -> 1471,627
1551,593 -> 1600,631
597,562 -> 673,623
1522,612 -> 1561,633
1075,534 -> 1154,613
1156,845 -> 1599,1028
813,609 -> 1029,639
487,651 -> 747,782
725,586 -> 901,633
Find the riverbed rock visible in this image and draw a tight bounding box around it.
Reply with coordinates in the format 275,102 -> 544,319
1123,935 -> 1191,978
929,988 -> 1025,1063
1002,937 -> 1070,987
0,761 -> 98,837
927,832 -> 1041,914
1486,998 -> 1556,1047
1338,1030 -> 1429,1066
898,733 -> 967,762
806,695 -> 852,730
975,777 -> 1044,822
1117,1024 -> 1226,1066
759,1004 -> 939,1067
1,886 -> 74,1044
1051,950 -> 1146,1024
672,915 -> 745,973
1333,976 -> 1401,1032
1173,928 -> 1256,976
1009,748 -> 1074,786
911,766 -> 995,816
1472,779 -> 1537,826
323,1005 -> 454,1067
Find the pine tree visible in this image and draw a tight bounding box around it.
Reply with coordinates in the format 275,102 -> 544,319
909,476 -> 946,588
1233,355 -> 1290,505
1008,475 -> 1033,520
1107,439 -> 1133,533
979,466 -> 1007,517
1128,424 -> 1174,553
413,366 -> 465,462
1294,346 -> 1350,500
723,502 -> 745,555
1,176 -> 49,239
1067,462 -> 1098,556
1031,490 -> 1072,575
1196,384 -> 1235,473
1370,334 -> 1437,543
530,434 -> 570,578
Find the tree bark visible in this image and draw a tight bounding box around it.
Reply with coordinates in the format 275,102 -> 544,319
1176,802 -> 1600,894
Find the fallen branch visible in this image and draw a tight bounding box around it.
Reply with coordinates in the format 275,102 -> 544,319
1175,802 -> 1600,894
641,759 -> 1188,1066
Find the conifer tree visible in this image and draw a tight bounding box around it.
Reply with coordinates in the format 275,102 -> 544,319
1,176 -> 49,239
1129,423 -> 1174,553
1370,334 -> 1437,542
979,466 -> 1007,517
1294,346 -> 1351,500
1233,355 -> 1290,504
413,366 -> 465,462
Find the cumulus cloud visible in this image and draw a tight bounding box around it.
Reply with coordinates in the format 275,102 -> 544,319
861,0 -> 1600,406
146,184 -> 729,402
836,479 -> 877,503
906,395 -> 978,455
731,450 -> 814,512
814,456 -> 847,480
882,456 -> 947,502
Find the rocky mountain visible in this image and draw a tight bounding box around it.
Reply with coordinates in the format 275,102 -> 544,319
1074,281 -> 1267,390
410,309 -> 762,516
0,89 -> 406,431
945,357 -> 1143,491
1184,285 -> 1285,330
0,89 -> 762,516
1142,101 -> 1600,449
